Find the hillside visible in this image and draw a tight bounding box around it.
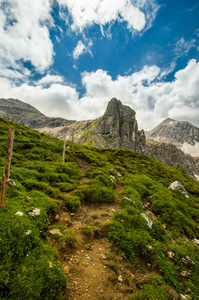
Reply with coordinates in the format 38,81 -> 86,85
0,117 -> 199,299
146,118 -> 199,157
1,97 -> 199,179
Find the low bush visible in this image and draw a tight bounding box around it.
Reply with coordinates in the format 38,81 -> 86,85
130,284 -> 170,300
81,185 -> 116,203
61,194 -> 81,211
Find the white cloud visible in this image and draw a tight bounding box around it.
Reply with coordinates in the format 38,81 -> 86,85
0,0 -> 54,75
0,77 -> 79,118
37,74 -> 64,85
73,40 -> 93,60
57,0 -> 159,34
174,37 -> 196,57
1,60 -> 199,131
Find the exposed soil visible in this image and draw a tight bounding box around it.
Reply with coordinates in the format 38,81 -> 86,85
50,158 -> 179,300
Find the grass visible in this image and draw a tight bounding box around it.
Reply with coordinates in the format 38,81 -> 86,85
0,117 -> 199,299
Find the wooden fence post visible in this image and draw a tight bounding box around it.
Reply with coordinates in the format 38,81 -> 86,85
62,136 -> 67,164
0,126 -> 15,208
72,129 -> 75,149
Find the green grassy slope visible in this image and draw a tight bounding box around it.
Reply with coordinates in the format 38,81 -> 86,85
0,117 -> 199,299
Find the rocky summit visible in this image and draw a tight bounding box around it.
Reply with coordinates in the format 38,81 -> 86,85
79,98 -> 146,153
146,118 -> 199,157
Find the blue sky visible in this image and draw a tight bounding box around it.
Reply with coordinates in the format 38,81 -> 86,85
0,0 -> 199,130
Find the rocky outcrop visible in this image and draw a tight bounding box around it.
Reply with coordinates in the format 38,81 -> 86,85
68,98 -> 146,153
92,98 -> 146,152
146,139 -> 199,178
146,118 -> 199,157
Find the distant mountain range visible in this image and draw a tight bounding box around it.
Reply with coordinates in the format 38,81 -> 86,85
0,97 -> 199,179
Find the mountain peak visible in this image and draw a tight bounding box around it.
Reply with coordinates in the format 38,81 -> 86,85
146,117 -> 199,156
92,98 -> 145,152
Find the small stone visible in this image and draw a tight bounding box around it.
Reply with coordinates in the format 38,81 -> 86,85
141,213 -> 153,228
54,214 -> 59,220
28,208 -> 40,216
168,251 -> 175,259
63,265 -> 70,273
118,275 -> 123,282
15,211 -> 23,216
49,229 -> 62,236
180,294 -> 191,300
180,270 -> 191,277
182,256 -> 195,266
147,263 -> 151,268
193,238 -> 199,245
25,230 -> 31,236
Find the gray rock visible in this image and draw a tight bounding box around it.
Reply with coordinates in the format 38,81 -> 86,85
182,256 -> 195,266
92,98 -> 147,152
168,181 -> 189,198
180,270 -> 191,277
28,208 -> 40,216
141,213 -> 153,229
193,238 -> 199,245
180,294 -> 191,300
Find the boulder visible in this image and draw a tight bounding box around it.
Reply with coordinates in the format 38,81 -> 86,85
168,181 -> 189,198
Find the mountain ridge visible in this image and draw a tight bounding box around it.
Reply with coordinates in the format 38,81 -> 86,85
0,97 -> 199,179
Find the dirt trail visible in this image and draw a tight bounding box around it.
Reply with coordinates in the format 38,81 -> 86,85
61,201 -> 130,300
52,158 -> 161,299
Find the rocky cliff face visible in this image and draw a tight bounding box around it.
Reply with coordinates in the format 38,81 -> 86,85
59,98 -> 147,153
146,139 -> 199,179
146,118 -> 199,157
92,98 -> 146,152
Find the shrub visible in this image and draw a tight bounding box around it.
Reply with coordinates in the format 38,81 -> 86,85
130,284 -> 170,300
61,194 -> 81,211
81,185 -> 116,203
56,162 -> 82,180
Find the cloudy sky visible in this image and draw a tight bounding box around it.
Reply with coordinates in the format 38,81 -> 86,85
0,0 -> 199,130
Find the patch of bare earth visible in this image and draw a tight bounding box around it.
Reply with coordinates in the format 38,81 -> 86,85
51,158 -> 178,300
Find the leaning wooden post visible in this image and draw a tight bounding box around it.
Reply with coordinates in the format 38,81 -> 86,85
62,136 -> 67,164
0,126 -> 15,208
72,129 -> 75,149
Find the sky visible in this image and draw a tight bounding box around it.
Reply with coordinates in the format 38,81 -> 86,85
0,0 -> 199,130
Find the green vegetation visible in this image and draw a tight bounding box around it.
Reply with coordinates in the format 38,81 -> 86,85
0,118 -> 199,299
